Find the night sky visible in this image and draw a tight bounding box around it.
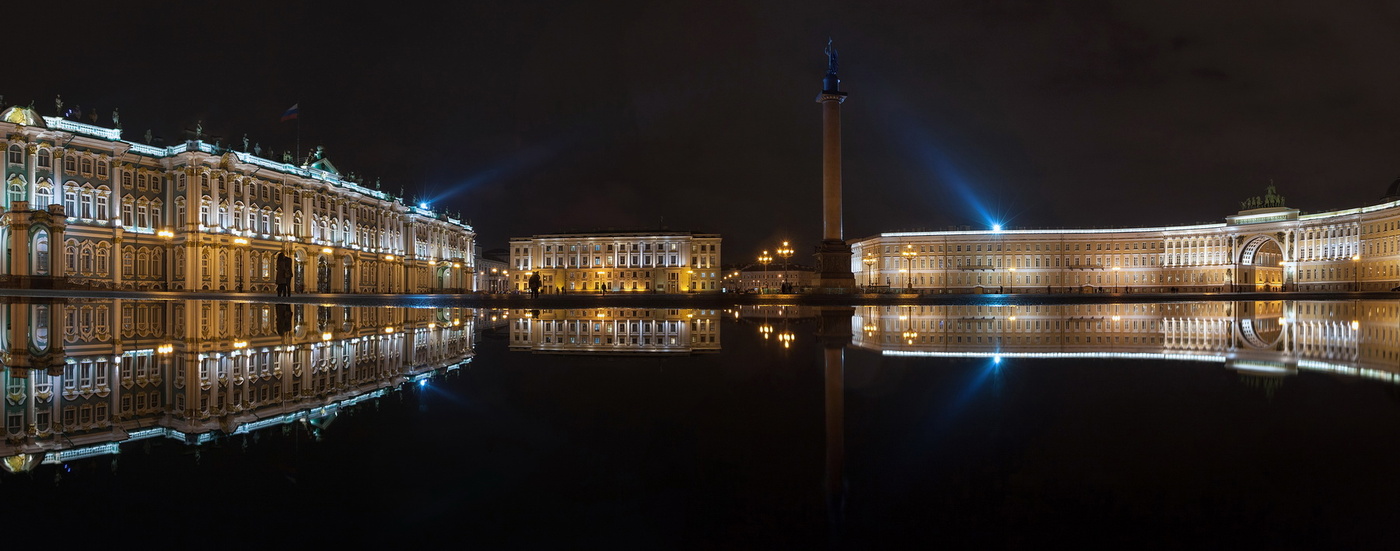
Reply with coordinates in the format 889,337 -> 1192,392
15,1 -> 1400,260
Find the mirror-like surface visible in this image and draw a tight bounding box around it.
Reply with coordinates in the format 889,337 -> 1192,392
0,299 -> 474,469
4,298 -> 1400,548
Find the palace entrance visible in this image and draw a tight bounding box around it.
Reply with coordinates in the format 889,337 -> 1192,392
1237,236 -> 1285,291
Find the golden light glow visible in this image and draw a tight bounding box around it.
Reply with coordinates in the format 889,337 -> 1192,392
322,333 -> 333,341
322,247 -> 333,254
384,254 -> 396,261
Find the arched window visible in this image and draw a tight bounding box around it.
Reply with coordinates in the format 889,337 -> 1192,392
80,158 -> 92,174
64,239 -> 78,275
121,197 -> 134,227
80,245 -> 93,274
33,229 -> 50,275
136,249 -> 150,277
79,185 -> 94,218
95,186 -> 109,220
7,145 -> 21,165
96,245 -> 110,275
36,149 -> 50,169
8,176 -> 24,204
175,197 -> 186,227
150,247 -> 163,277
63,185 -> 78,215
33,182 -> 52,209
151,200 -> 163,228
96,160 -> 108,179
136,199 -> 149,228
63,153 -> 75,172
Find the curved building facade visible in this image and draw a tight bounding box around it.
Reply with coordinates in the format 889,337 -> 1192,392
851,187 -> 1400,293
1,107 -> 475,293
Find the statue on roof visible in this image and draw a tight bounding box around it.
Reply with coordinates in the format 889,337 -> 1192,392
54,95 -> 62,116
88,109 -> 98,124
242,134 -> 249,152
282,150 -> 293,163
254,142 -> 262,156
111,108 -> 120,128
144,129 -> 153,144
195,120 -> 203,140
825,37 -> 838,75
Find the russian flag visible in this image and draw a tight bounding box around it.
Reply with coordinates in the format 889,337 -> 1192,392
280,104 -> 299,122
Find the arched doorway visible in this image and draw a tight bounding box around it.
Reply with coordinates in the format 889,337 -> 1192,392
317,256 -> 330,293
293,249 -> 306,293
1238,235 -> 1285,292
342,256 -> 353,292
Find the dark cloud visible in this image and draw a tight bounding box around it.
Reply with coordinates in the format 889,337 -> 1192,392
14,0 -> 1400,259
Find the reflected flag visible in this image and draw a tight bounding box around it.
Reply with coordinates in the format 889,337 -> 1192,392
280,104 -> 299,122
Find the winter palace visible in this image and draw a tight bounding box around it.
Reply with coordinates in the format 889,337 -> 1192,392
0,105 -> 475,293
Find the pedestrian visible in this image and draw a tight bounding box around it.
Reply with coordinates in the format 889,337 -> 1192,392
275,253 -> 292,297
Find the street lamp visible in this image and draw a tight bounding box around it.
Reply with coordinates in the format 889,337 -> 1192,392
1008,266 -> 1015,294
776,241 -> 793,291
901,245 -> 916,290
862,252 -> 876,288
158,229 -> 174,290
1353,254 -> 1361,291
758,251 -> 772,293
1112,266 -> 1121,293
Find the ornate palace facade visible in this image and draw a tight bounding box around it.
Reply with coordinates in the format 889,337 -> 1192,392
1,106 -> 474,293
851,186 -> 1400,293
510,231 -> 722,293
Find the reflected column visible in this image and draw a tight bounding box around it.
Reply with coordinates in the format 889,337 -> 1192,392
817,306 -> 854,538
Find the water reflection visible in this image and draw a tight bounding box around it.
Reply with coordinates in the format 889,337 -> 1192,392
847,300 -> 1400,383
0,298 -> 475,470
507,308 -> 721,355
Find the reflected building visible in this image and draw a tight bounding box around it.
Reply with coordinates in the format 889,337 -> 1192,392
509,308 -> 720,354
0,298 -> 475,470
850,300 -> 1400,382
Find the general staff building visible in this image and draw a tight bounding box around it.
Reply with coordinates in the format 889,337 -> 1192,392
851,185 -> 1400,293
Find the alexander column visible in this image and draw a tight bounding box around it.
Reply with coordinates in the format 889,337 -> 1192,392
815,39 -> 856,290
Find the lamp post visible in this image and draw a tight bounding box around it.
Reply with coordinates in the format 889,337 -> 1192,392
1007,266 -> 1015,294
862,253 -> 876,288
901,245 -> 915,290
1112,266 -> 1121,294
1353,254 -> 1361,291
899,268 -> 908,290
158,229 -> 174,290
777,241 -> 793,292
758,251 -> 772,293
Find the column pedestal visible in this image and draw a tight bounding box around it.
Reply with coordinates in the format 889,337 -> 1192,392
814,239 -> 855,291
